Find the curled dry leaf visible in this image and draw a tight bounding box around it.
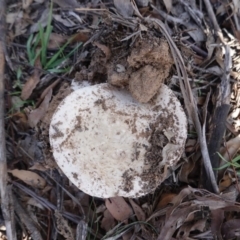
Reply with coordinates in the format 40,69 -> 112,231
170,187 -> 192,208
93,42 -> 111,61
9,169 -> 46,188
105,197 -> 133,223
129,199 -> 146,221
28,89 -> 52,128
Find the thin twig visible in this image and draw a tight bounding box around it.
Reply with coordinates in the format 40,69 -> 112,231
0,0 -> 17,239
13,194 -> 43,240
203,0 -> 225,43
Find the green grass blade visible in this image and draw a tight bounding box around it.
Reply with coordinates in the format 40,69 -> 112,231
42,1 -> 53,66
214,163 -> 230,170
33,32 -> 41,50
48,67 -> 70,73
65,42 -> 82,58
27,34 -> 34,65
232,155 -> 240,163
217,152 -> 228,162
44,41 -> 69,69
32,48 -> 41,67
38,24 -> 45,65
45,42 -> 82,70
16,68 -> 22,80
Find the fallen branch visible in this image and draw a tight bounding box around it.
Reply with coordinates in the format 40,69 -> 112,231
0,0 -> 17,239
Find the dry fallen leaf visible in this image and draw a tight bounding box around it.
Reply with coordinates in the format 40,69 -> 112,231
6,11 -> 23,24
220,134 -> 240,163
9,169 -> 46,188
101,209 -> 116,231
163,0 -> 172,13
71,31 -> 90,43
158,204 -> 203,239
210,209 -> 224,237
28,89 -> 52,128
55,210 -> 74,240
135,0 -> 149,7
29,163 -> 49,171
22,0 -> 33,9
53,0 -> 79,8
11,112 -> 29,131
176,219 -> 206,238
113,0 -> 134,18
105,197 -> 133,223
178,158 -> 196,183
93,42 -> 111,61
156,193 -> 177,210
27,198 -> 45,210
47,33 -> 68,49
129,199 -> 146,221
21,69 -> 41,100
222,219 -> 240,239
219,172 -> 233,192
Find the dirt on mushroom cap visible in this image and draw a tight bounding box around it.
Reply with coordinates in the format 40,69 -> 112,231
49,83 -> 187,198
76,33 -> 174,103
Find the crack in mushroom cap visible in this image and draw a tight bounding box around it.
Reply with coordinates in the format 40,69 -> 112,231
49,83 -> 187,198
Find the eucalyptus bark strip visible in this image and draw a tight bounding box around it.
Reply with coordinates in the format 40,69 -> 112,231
0,0 -> 17,239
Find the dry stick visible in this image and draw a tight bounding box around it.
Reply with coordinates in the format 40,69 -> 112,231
203,0 -> 220,35
149,18 -> 219,194
203,0 -> 225,44
206,46 -> 231,182
0,0 -> 17,239
13,194 -> 43,240
202,0 -> 231,191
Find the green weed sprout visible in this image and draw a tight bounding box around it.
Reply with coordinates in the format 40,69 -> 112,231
216,152 -> 240,174
12,67 -> 23,91
27,1 -> 82,73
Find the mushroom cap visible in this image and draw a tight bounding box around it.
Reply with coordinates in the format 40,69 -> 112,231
49,83 -> 187,198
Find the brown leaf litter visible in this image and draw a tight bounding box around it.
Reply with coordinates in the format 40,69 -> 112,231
2,0 -> 240,239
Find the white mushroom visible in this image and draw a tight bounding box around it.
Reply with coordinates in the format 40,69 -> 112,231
49,83 -> 187,198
